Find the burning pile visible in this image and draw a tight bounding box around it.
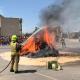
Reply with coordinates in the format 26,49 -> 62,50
20,26 -> 59,57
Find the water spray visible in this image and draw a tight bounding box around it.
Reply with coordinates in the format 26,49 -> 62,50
22,27 -> 44,45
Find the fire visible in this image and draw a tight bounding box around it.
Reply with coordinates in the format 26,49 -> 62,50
20,27 -> 56,56
44,27 -> 56,49
20,37 -> 36,55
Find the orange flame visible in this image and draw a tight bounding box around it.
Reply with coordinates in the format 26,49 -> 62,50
21,37 -> 36,55
20,27 -> 56,56
43,27 -> 56,48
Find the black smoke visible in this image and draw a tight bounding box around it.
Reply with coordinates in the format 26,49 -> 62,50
40,0 -> 80,32
40,0 -> 71,27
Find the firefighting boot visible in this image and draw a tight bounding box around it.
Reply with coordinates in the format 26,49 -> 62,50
10,69 -> 14,72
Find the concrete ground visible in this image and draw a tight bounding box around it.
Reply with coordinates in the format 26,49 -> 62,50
0,49 -> 80,80
0,39 -> 80,80
0,56 -> 80,80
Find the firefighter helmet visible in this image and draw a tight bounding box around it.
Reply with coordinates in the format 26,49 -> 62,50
11,35 -> 18,41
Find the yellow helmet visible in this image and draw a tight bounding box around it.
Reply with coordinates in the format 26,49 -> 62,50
11,35 -> 18,41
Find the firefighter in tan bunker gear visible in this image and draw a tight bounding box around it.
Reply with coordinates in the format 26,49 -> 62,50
10,35 -> 21,73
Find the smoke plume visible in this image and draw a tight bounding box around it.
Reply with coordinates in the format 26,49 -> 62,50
40,0 -> 80,32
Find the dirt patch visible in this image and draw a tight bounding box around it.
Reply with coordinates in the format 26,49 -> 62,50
0,51 -> 80,66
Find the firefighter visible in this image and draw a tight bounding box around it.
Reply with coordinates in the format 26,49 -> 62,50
61,38 -> 66,48
10,35 -> 21,73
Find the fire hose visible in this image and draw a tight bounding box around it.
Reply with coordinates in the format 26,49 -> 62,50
0,60 -> 12,73
0,56 -> 61,73
0,27 -> 59,73
0,28 -> 43,73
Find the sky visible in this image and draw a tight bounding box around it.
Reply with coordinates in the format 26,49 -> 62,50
0,0 -> 57,33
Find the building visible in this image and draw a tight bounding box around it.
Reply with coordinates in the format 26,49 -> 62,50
0,15 -> 22,37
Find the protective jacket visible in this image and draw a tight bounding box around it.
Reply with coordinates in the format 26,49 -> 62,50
10,41 -> 18,55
